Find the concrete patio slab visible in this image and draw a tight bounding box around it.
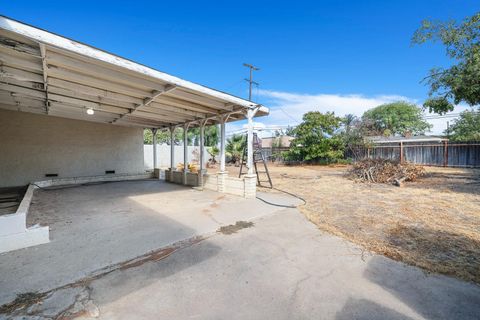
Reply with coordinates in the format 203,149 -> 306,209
87,209 -> 480,320
0,180 -> 285,305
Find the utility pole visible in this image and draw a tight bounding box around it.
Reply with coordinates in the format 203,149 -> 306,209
243,63 -> 259,101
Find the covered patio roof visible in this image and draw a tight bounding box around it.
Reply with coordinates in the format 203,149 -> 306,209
0,16 -> 269,129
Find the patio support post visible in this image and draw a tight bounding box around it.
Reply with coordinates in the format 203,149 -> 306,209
169,126 -> 175,182
199,121 -> 206,187
183,123 -> 189,185
246,107 -> 260,175
218,116 -> 227,193
219,116 -> 226,172
151,128 -> 159,178
244,107 -> 259,199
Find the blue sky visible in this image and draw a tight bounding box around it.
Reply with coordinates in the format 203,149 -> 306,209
2,1 -> 478,134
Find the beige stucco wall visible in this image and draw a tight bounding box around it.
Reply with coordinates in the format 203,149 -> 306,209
0,109 -> 145,187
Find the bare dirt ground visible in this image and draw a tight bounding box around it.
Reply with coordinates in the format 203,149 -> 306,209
215,164 -> 480,284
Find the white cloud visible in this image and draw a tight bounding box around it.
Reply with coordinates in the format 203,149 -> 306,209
225,90 -> 471,137
257,89 -> 416,124
256,89 -> 472,135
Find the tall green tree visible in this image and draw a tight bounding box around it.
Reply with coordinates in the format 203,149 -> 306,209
412,13 -> 480,114
143,128 -> 181,145
361,102 -> 431,136
446,108 -> 480,141
284,111 -> 344,162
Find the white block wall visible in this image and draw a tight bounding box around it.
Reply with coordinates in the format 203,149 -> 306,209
0,109 -> 145,188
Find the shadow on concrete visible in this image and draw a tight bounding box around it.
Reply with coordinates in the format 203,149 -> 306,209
0,180 -> 222,305
364,256 -> 480,320
335,298 -> 414,320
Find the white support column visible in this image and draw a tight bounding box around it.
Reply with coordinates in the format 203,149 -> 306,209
183,123 -> 189,185
220,116 -> 226,172
199,121 -> 205,187
152,128 -> 159,178
218,116 -> 227,193
199,123 -> 205,172
244,107 -> 259,198
169,126 -> 175,182
152,128 -> 158,168
247,109 -> 254,175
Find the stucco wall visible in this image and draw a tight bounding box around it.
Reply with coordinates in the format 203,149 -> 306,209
0,109 -> 145,187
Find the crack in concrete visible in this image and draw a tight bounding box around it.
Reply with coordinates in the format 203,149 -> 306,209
0,234 -> 209,319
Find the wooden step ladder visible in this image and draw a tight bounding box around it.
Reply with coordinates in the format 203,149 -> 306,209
239,133 -> 273,188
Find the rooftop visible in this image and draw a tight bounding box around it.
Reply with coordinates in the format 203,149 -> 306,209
0,16 -> 268,128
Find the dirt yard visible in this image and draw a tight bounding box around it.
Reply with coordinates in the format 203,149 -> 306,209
216,164 -> 480,284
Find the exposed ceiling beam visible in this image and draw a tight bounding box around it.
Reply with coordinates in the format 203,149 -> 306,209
0,50 -> 43,72
46,49 -> 169,92
111,85 -> 176,123
39,43 -> 50,113
0,82 -> 46,99
0,65 -> 44,83
46,66 -> 152,98
0,36 -> 40,57
47,77 -> 142,105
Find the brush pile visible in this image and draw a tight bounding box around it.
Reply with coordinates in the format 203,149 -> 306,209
348,159 -> 425,185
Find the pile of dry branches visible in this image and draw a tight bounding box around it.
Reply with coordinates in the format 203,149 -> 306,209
348,159 -> 426,185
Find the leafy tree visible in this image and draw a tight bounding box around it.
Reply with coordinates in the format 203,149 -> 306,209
412,13 -> 480,114
143,125 -> 219,146
283,111 -> 344,163
143,128 -> 180,144
445,108 -> 480,141
225,134 -> 246,165
361,102 -> 431,136
207,146 -> 219,163
203,125 -> 220,147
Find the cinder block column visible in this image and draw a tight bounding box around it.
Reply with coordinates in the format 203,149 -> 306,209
198,170 -> 204,188
217,171 -> 227,193
244,174 -> 257,199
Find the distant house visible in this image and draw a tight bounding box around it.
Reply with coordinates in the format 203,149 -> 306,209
261,135 -> 294,149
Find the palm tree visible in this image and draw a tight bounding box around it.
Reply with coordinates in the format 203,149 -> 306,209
343,114 -> 357,134
226,134 -> 246,165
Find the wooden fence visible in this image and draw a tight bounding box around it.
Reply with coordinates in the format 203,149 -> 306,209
346,141 -> 480,168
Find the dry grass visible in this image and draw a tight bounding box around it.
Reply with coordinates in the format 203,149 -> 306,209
217,164 -> 480,283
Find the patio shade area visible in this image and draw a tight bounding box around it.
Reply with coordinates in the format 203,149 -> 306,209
0,16 -> 268,128
0,180 -> 287,305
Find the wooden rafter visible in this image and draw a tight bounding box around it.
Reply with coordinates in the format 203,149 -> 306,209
111,85 -> 177,124
39,43 -> 49,113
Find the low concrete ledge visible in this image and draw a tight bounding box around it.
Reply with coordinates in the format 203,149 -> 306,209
33,172 -> 154,188
165,169 -> 257,198
165,169 -> 199,187
0,224 -> 49,254
0,184 -> 49,254
203,172 -> 257,199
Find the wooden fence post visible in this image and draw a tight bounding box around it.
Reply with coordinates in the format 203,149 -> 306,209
443,140 -> 448,167
400,142 -> 404,164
